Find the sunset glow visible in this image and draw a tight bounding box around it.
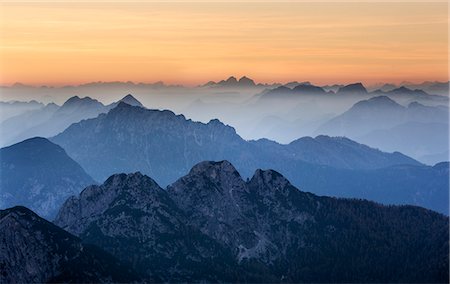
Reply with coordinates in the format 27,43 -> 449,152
0,1 -> 448,86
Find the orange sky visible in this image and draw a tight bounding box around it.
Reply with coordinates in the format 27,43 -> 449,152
0,1 -> 448,86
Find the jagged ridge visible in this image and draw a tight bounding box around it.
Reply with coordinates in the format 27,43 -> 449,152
54,160 -> 449,283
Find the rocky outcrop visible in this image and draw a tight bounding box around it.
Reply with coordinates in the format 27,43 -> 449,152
55,171 -> 239,282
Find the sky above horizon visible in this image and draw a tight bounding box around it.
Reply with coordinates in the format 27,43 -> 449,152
0,2 -> 448,86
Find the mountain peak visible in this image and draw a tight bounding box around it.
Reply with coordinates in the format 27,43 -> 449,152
367,95 -> 397,104
238,76 -> 256,86
103,172 -> 158,189
2,137 -> 63,155
292,84 -> 326,94
337,82 -> 367,94
211,76 -> 257,87
61,96 -> 103,109
114,101 -> 136,110
1,137 -> 94,218
119,94 -> 144,107
395,86 -> 411,92
1,206 -> 35,220
225,76 -> 238,83
351,96 -> 402,110
188,160 -> 240,179
407,101 -> 425,108
249,168 -> 293,193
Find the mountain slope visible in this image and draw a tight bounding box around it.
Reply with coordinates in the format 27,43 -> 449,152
251,135 -> 421,170
318,96 -> 448,137
50,103 -> 448,213
0,137 -> 94,218
359,122 -> 449,164
55,161 -> 449,283
0,206 -> 139,283
317,96 -> 407,137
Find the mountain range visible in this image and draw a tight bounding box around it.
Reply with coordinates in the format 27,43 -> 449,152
0,94 -> 143,147
51,102 -> 448,214
50,161 -> 449,282
260,82 -> 447,104
317,96 -> 449,164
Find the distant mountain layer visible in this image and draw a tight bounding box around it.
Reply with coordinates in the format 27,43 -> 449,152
0,94 -> 143,147
359,122 -> 449,164
55,161 -> 449,282
0,137 -> 94,218
258,82 -> 447,106
0,206 -> 139,283
51,103 -> 448,213
317,96 -> 449,164
0,100 -> 44,122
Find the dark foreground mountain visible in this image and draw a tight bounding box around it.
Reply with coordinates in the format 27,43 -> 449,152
55,161 -> 449,283
0,206 -> 139,283
51,103 -> 448,214
0,137 -> 94,218
54,172 -> 247,282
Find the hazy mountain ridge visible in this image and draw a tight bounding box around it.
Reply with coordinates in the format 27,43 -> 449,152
53,161 -> 449,282
0,94 -> 144,147
51,102 -> 448,213
317,96 -> 449,164
0,100 -> 44,122
0,137 -> 95,218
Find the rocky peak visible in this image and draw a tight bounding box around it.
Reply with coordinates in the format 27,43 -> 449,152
249,169 -> 291,189
50,161 -> 450,283
102,172 -> 159,190
172,161 -> 246,196
55,172 -> 164,235
248,169 -> 295,198
188,160 -> 240,179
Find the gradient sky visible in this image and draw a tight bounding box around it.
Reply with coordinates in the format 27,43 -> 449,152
0,1 -> 448,86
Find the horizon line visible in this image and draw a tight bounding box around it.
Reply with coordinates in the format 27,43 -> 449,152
1,77 -> 448,89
